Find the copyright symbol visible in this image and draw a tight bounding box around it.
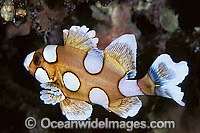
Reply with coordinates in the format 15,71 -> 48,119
25,117 -> 36,129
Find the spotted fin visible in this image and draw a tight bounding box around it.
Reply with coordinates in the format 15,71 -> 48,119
156,85 -> 185,106
127,70 -> 137,80
40,83 -> 65,105
60,98 -> 93,120
148,54 -> 189,106
84,48 -> 104,74
105,34 -> 137,77
108,97 -> 142,119
63,25 -> 98,51
149,54 -> 188,85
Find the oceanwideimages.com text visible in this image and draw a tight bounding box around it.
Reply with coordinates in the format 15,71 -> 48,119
25,117 -> 175,131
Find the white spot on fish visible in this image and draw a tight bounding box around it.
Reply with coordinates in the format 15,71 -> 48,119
89,88 -> 109,108
43,45 -> 58,63
35,68 -> 52,83
84,48 -> 104,74
119,77 -> 144,97
23,51 -> 35,71
63,72 -> 80,91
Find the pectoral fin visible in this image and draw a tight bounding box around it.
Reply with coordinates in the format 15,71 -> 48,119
60,98 -> 93,120
108,97 -> 142,119
40,83 -> 65,105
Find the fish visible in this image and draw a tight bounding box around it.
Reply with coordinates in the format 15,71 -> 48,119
23,25 -> 189,120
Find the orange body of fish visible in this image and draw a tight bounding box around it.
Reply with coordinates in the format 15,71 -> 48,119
24,25 -> 189,120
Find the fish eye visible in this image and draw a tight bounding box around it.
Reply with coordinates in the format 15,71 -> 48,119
33,54 -> 42,66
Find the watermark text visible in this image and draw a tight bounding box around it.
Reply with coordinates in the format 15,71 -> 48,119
25,117 -> 175,131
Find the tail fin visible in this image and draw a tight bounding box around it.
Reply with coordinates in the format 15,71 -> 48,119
148,54 -> 189,106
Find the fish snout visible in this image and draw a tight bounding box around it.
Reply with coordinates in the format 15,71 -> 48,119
23,51 -> 35,71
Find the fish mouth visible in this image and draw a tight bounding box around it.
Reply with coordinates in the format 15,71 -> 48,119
23,51 -> 35,71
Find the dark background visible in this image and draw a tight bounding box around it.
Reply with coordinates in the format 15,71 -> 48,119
0,0 -> 200,132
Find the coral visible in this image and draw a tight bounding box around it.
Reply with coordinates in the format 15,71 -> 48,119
159,8 -> 179,32
6,18 -> 31,38
136,0 -> 152,11
64,0 -> 76,13
133,0 -> 165,28
90,2 -> 141,49
29,0 -> 55,35
0,0 -> 27,27
0,0 -> 15,22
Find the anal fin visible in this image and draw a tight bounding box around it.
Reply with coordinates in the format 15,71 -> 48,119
60,98 -> 93,120
108,97 -> 142,119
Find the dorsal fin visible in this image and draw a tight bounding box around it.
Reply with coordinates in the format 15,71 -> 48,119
63,25 -> 99,51
105,34 -> 137,78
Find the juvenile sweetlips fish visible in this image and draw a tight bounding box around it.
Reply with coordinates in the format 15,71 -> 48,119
23,25 -> 189,120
